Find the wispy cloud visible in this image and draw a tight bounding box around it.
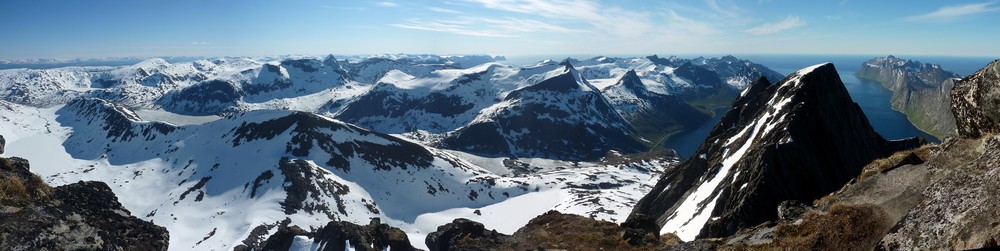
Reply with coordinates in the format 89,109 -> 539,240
191,41 -> 211,45
463,0 -> 651,38
376,2 -> 399,7
705,0 -> 747,20
743,16 -> 805,35
902,1 -> 1000,23
392,17 -> 584,37
429,7 -> 461,14
665,10 -> 718,36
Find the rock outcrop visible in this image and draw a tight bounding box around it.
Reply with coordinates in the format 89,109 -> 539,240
628,63 -> 923,240
857,56 -> 962,138
252,218 -> 416,251
425,211 -> 679,251
951,59 -> 1000,138
0,152 -> 169,250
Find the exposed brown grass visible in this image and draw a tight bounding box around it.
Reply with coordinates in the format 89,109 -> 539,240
858,145 -> 931,180
763,203 -> 891,251
498,211 -> 677,251
0,157 -> 53,204
0,175 -> 29,202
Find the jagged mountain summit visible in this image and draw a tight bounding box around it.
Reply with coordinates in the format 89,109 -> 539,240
857,55 -> 963,138
602,69 -> 710,146
1,94 -> 677,250
703,58 -> 1000,250
628,63 -> 923,240
439,61 -> 645,160
0,53 -> 786,250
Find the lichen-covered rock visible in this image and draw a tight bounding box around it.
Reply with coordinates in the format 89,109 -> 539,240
951,59 -> 1000,138
257,218 -> 417,251
0,155 -> 169,250
425,218 -> 505,251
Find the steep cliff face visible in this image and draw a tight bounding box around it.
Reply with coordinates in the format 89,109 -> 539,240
628,63 -> 922,240
952,59 -> 1000,138
711,59 -> 1000,251
0,152 -> 170,250
857,56 -> 962,138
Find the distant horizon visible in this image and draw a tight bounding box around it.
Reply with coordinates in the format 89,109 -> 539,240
3,1 -> 1000,59
3,52 -> 997,62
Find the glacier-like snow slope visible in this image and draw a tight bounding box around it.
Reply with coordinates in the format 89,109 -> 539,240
0,54 -> 783,249
0,97 -> 675,250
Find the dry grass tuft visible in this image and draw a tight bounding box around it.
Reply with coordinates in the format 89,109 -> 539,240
765,203 -> 891,251
0,175 -> 29,203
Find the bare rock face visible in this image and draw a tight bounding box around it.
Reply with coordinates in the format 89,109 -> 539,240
951,59 -> 1000,139
628,64 -> 923,240
0,155 -> 169,250
0,134 -> 5,154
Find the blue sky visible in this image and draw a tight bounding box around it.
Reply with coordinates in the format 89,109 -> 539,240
2,0 -> 999,59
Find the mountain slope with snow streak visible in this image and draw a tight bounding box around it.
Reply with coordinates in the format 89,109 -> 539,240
1,96 -> 675,250
628,63 -> 923,241
439,61 -> 646,160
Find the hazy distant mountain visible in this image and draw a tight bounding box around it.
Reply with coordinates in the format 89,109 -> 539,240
857,56 -> 962,138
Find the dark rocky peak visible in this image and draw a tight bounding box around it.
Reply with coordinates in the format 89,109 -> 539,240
60,98 -> 177,143
323,54 -> 343,69
158,79 -> 243,115
628,62 -> 923,240
675,62 -> 724,88
559,58 -> 576,69
615,69 -> 645,94
279,58 -> 322,73
262,62 -> 283,73
0,149 -> 169,250
229,111 -> 436,171
504,63 -> 599,100
719,55 -> 739,62
951,59 -> 1000,138
646,54 -> 672,66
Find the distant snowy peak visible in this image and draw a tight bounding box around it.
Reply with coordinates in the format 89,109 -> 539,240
859,55 -> 960,87
629,62 -> 923,241
602,69 -> 711,141
440,64 -> 644,160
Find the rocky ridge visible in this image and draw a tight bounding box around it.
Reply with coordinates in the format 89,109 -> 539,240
0,144 -> 170,250
628,63 -> 923,240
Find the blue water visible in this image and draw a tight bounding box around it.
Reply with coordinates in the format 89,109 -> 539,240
663,55 -> 995,158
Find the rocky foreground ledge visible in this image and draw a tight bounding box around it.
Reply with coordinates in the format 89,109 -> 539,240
0,147 -> 169,250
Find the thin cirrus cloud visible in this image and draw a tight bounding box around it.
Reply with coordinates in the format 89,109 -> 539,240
392,17 -> 585,37
462,0 -> 652,38
902,1 -> 1000,23
428,7 -> 461,14
743,16 -> 806,35
376,2 -> 399,7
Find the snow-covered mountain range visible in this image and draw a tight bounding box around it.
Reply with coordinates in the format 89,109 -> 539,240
0,53 -> 782,250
